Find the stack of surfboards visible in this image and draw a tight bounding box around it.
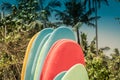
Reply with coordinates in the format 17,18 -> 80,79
21,26 -> 89,80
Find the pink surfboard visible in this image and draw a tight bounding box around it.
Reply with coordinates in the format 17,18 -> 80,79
40,39 -> 85,80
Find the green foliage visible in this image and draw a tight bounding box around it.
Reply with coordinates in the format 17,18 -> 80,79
0,19 -> 42,79
0,25 -> 25,79
86,50 -> 120,80
109,48 -> 120,79
12,0 -> 39,24
81,33 -> 120,80
86,53 -> 110,80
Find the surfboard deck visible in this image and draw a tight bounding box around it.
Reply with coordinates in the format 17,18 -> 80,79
61,64 -> 89,80
34,27 -> 76,80
40,39 -> 85,80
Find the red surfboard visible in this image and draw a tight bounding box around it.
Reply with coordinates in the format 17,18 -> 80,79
40,39 -> 85,80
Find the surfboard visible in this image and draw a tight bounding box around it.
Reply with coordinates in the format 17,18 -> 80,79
21,33 -> 38,80
30,33 -> 51,80
34,27 -> 76,80
40,39 -> 85,80
24,28 -> 53,80
54,71 -> 66,80
61,64 -> 89,80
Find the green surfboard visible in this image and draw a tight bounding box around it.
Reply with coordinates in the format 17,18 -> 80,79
61,64 -> 89,80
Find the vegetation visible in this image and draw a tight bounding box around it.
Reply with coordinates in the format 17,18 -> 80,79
81,33 -> 120,80
0,0 -> 120,80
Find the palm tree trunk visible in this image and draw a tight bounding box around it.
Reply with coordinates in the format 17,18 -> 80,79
95,0 -> 99,55
74,22 -> 82,45
76,27 -> 80,45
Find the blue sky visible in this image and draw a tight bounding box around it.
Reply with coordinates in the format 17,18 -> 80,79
0,0 -> 120,53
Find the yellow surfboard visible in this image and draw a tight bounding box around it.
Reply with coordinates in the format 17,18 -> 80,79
21,33 -> 38,80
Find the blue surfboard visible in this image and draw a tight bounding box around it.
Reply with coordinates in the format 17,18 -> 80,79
21,33 -> 38,80
24,28 -> 53,80
30,33 -> 51,80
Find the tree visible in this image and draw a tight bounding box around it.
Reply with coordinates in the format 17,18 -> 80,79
55,0 -> 97,44
16,0 -> 61,28
12,0 -> 39,24
109,48 -> 120,79
84,0 -> 109,55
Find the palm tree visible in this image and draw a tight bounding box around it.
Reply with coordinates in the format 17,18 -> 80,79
84,0 -> 109,55
54,0 -> 98,44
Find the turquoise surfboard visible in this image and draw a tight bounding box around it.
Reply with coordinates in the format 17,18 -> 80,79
21,33 -> 38,80
40,39 -> 85,80
54,71 -> 66,80
24,28 -> 53,80
30,33 -> 51,80
61,64 -> 89,80
34,27 -> 76,80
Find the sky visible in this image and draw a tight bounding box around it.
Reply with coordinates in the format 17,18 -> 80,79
80,0 -> 120,54
0,0 -> 120,54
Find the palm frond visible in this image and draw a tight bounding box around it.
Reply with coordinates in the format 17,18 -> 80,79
88,16 -> 101,21
85,22 -> 95,27
84,8 -> 95,17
